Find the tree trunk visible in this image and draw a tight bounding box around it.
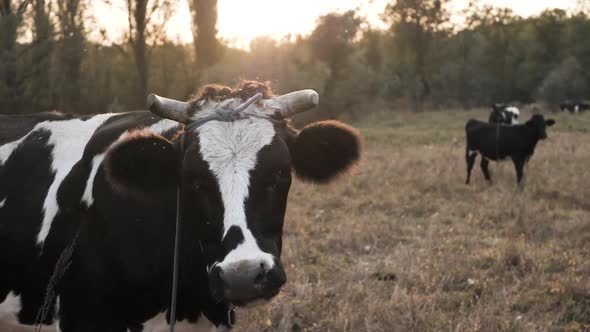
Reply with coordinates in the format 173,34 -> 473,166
322,62 -> 340,119
188,0 -> 218,88
0,3 -> 23,111
31,0 -> 53,110
131,0 -> 149,106
56,0 -> 84,112
133,36 -> 148,106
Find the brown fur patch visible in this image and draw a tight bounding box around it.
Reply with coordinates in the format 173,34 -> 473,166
104,130 -> 179,198
289,120 -> 363,183
189,80 -> 274,105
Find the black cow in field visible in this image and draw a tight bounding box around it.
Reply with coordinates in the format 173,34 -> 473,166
560,101 -> 590,113
0,81 -> 362,331
465,114 -> 555,185
489,104 -> 520,125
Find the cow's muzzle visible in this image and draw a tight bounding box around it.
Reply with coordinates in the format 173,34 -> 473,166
208,260 -> 286,305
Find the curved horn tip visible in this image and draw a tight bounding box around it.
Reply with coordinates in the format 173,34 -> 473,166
146,93 -> 159,110
309,90 -> 319,106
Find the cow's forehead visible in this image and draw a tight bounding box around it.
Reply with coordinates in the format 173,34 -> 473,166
195,117 -> 277,163
196,118 -> 277,233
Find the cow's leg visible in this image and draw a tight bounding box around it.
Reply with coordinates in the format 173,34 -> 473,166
480,158 -> 492,182
465,149 -> 477,184
511,156 -> 526,186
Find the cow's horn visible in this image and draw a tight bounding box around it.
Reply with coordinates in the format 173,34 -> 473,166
272,89 -> 319,118
147,94 -> 191,123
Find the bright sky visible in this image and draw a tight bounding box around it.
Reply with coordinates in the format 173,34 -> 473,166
92,0 -> 578,49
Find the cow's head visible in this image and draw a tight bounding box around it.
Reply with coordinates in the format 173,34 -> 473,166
505,107 -> 520,125
526,114 -> 555,140
490,104 -> 519,125
106,82 -> 361,306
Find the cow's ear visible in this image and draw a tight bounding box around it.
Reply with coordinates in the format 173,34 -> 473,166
104,131 -> 179,194
546,119 -> 556,127
288,120 -> 362,183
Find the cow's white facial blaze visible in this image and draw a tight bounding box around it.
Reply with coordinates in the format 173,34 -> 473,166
197,118 -> 276,270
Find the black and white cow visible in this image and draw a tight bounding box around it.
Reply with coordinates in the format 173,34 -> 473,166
0,81 -> 362,331
465,114 -> 555,185
560,101 -> 590,113
489,104 -> 520,125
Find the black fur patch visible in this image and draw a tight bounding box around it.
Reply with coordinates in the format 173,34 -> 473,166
289,120 -> 362,183
104,131 -> 179,195
222,225 -> 245,253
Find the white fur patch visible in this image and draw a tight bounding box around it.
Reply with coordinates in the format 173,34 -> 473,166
468,149 -> 478,157
0,198 -> 5,208
81,155 -> 105,207
147,119 -> 180,135
0,136 -> 29,166
505,107 -> 520,124
0,291 -> 21,322
197,118 -> 276,270
80,119 -> 179,208
37,114 -> 115,244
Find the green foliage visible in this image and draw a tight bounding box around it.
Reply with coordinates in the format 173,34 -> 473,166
309,10 -> 360,67
28,0 -> 53,111
2,2 -> 590,115
309,10 -> 362,117
384,0 -> 451,110
0,0 -> 30,111
536,56 -> 588,105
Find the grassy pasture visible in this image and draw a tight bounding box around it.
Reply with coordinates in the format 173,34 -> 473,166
239,109 -> 590,332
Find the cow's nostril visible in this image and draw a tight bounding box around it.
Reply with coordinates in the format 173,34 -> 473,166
254,262 -> 268,284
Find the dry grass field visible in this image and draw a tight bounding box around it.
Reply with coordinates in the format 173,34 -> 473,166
238,109 -> 590,332
1,109 -> 588,332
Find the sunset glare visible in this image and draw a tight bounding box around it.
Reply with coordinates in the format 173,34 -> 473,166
93,0 -> 576,49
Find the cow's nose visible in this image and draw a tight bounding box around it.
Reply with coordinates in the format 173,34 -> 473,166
219,260 -> 270,289
208,259 -> 287,303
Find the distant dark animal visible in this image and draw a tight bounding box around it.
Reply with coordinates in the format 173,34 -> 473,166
465,114 -> 555,185
0,81 -> 362,331
560,101 -> 590,113
489,104 -> 520,125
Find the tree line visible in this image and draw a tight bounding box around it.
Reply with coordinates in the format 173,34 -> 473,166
1,0 -> 589,116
